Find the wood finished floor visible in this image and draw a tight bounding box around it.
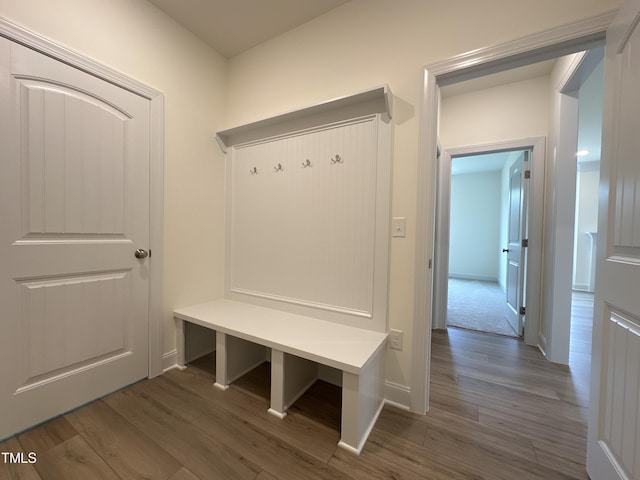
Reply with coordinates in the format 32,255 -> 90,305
0,293 -> 593,480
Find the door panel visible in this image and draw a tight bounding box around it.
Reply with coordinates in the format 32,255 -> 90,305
18,79 -> 127,236
0,39 -> 150,439
16,272 -> 131,389
505,152 -> 527,336
587,1 -> 640,478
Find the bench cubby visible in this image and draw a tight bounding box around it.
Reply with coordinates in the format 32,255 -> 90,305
174,299 -> 387,454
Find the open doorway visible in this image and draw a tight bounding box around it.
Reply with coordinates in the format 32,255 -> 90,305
446,149 -> 530,338
425,47 -> 604,430
569,53 -> 604,378
432,46 -> 604,352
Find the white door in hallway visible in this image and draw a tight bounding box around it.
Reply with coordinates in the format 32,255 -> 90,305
504,151 -> 528,337
0,38 -> 151,439
587,1 -> 640,478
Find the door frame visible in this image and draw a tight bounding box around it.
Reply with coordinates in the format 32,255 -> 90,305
410,11 -> 615,415
0,18 -> 165,377
433,139 -> 545,343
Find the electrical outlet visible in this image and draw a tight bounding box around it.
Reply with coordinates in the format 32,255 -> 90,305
389,329 -> 403,350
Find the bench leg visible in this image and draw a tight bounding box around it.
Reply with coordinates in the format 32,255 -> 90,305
269,351 -> 317,419
175,318 -> 187,371
269,350 -> 287,419
214,332 -> 229,390
338,349 -> 385,455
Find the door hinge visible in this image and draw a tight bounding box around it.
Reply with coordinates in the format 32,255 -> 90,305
428,258 -> 432,269
524,170 -> 531,179
522,239 -> 528,247
520,306 -> 526,315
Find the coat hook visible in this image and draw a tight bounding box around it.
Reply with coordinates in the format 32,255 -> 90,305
302,159 -> 312,168
274,163 -> 283,172
249,167 -> 258,175
330,154 -> 343,164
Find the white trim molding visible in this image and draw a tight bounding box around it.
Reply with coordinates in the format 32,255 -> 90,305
411,10 -> 616,415
162,350 -> 181,373
216,85 -> 393,149
384,381 -> 411,410
0,17 -> 165,378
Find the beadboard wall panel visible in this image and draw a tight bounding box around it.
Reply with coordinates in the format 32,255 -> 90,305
221,91 -> 392,332
230,118 -> 377,317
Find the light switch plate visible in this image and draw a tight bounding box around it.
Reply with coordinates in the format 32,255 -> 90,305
392,217 -> 406,237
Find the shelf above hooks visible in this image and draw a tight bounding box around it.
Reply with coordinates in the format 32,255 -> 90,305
215,85 -> 393,153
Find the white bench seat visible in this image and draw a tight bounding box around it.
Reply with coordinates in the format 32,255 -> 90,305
174,299 -> 388,455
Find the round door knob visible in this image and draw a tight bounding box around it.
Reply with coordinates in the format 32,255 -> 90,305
502,248 -> 510,253
135,249 -> 149,259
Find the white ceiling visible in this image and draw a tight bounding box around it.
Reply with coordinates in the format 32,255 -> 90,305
147,0 -> 351,58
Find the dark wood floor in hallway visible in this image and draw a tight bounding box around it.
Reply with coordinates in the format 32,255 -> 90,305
0,294 -> 593,480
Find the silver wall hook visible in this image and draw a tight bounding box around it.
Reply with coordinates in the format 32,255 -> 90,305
302,159 -> 312,168
249,167 -> 258,175
330,154 -> 343,164
274,163 -> 283,172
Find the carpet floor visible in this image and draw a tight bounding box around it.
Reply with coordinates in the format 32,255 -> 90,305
447,278 -> 518,337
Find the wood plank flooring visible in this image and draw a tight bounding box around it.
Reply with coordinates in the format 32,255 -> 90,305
0,294 -> 593,479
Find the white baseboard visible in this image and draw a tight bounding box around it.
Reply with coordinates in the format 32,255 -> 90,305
538,333 -> 548,358
384,381 -> 411,410
449,273 -> 498,282
267,408 -> 287,419
162,349 -> 179,373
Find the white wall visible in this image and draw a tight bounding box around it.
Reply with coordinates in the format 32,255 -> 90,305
440,76 -> 551,149
449,171 -> 501,281
441,77 -> 550,295
226,0 -> 620,391
573,59 -> 603,290
574,165 -> 600,290
0,0 -> 228,358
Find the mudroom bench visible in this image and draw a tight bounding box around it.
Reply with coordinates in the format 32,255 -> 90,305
174,299 -> 388,455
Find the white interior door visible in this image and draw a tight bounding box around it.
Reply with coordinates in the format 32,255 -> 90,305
0,38 -> 151,439
587,1 -> 640,478
504,151 -> 528,336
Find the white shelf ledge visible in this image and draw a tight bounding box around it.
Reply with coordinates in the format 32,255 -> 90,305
216,85 -> 392,152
